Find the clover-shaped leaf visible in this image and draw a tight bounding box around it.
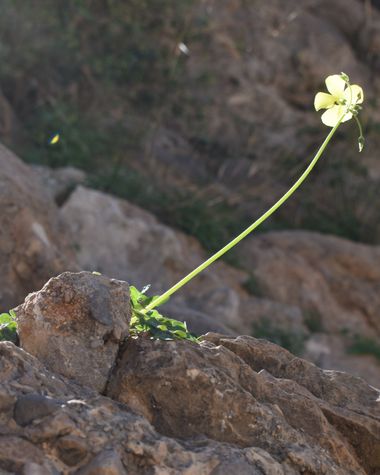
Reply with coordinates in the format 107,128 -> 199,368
130,287 -> 198,342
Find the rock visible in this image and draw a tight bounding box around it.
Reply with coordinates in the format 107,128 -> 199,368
2,324 -> 379,474
32,165 -> 86,205
16,271 -> 130,392
0,143 -> 77,309
233,230 -> 380,385
236,231 -> 380,337
131,0 -> 380,245
76,450 -> 127,475
203,334 -> 380,474
0,437 -> 54,475
107,334 -> 379,474
13,394 -> 63,427
0,89 -> 20,146
3,269 -> 380,473
1,339 -> 356,475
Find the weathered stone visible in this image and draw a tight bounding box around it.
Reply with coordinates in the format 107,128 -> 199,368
2,288 -> 380,475
76,450 -> 126,475
107,336 -> 379,475
32,165 -> 86,206
14,394 -> 63,427
1,340 -> 351,474
0,143 -> 77,309
56,435 -> 89,466
16,272 -> 130,392
0,436 -> 51,474
235,231 -> 380,384
204,333 -> 380,475
236,231 -> 380,336
22,462 -> 54,475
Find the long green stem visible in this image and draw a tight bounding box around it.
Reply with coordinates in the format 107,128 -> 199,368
145,118 -> 343,312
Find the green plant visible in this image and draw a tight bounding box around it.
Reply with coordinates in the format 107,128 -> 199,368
130,286 -> 198,342
129,72 -> 365,340
141,73 -> 365,313
348,335 -> 380,361
0,310 -> 17,343
303,309 -> 324,333
3,73 -> 365,344
24,102 -> 121,170
243,273 -> 264,297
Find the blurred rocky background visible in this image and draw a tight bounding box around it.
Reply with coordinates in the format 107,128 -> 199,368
0,0 -> 380,386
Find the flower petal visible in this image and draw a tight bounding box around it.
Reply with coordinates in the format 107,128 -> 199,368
321,105 -> 349,127
341,110 -> 353,123
314,92 -> 336,111
325,75 -> 346,99
343,84 -> 364,105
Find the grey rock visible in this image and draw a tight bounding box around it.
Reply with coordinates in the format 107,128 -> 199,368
32,165 -> 86,206
14,394 -> 62,427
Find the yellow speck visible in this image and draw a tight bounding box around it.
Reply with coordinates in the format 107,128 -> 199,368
49,134 -> 60,145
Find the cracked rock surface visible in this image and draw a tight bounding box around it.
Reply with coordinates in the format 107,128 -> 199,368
1,272 -> 379,474
16,272 -> 130,393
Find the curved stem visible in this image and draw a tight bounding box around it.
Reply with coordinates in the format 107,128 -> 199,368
354,115 -> 363,138
354,115 -> 364,152
145,118 -> 343,312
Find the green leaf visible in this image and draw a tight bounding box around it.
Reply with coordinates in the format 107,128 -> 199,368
130,286 -> 199,343
9,309 -> 17,319
0,311 -> 18,343
172,329 -> 188,339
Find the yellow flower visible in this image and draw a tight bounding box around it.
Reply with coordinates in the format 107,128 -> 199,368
314,74 -> 364,127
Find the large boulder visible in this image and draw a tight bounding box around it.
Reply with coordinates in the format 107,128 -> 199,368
0,144 -> 77,309
16,271 -> 130,392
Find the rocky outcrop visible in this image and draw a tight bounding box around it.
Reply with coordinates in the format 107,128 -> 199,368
0,144 -> 77,309
1,273 -> 379,474
1,341 -> 268,475
16,272 -> 130,392
108,334 -> 380,475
